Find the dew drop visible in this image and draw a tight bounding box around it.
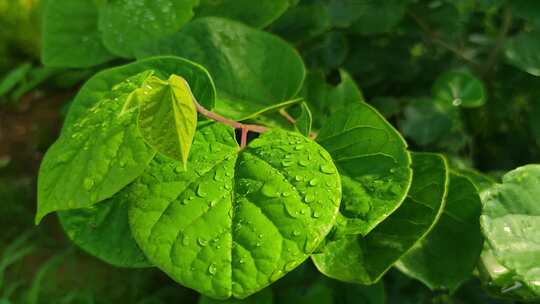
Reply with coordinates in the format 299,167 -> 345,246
83,178 -> 95,190
452,98 -> 462,106
261,183 -> 280,198
208,263 -> 217,275
293,230 -> 300,236
197,237 -> 208,247
196,184 -> 207,197
282,159 -> 294,167
309,179 -> 319,186
320,164 -> 335,174
313,211 -> 320,218
304,194 -> 315,203
299,159 -> 309,167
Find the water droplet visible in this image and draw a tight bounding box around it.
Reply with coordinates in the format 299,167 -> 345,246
181,199 -> 189,205
239,259 -> 245,264
282,191 -> 291,197
452,98 -> 462,106
198,237 -> 208,247
256,242 -> 261,247
282,159 -> 294,167
299,159 -> 309,167
309,179 -> 318,186
210,199 -> 218,207
208,263 -> 217,275
258,234 -> 263,239
261,183 -> 280,198
83,178 -> 95,190
304,194 -> 315,203
196,185 -> 207,197
320,164 -> 335,174
313,211 -> 320,218
293,230 -> 300,236
295,175 -> 302,182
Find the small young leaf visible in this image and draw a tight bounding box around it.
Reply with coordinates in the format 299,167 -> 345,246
42,0 -> 114,68
317,102 -> 413,236
432,70 -> 486,108
36,71 -> 156,224
136,17 -> 306,121
58,193 -> 150,268
128,124 -> 341,299
480,165 -> 540,298
294,102 -> 313,136
396,172 -> 483,292
137,75 -> 198,169
312,153 -> 448,284
98,0 -> 199,58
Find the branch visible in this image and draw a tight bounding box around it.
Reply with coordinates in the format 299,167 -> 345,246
481,8 -> 512,77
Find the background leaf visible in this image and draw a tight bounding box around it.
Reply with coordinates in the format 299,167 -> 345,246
42,0 -> 114,68
396,172 -> 483,292
432,70 -> 486,108
312,153 -> 448,284
137,17 -> 306,121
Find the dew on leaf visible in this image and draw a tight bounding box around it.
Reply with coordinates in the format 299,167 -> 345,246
208,263 -> 217,275
83,178 -> 95,190
197,237 -> 208,247
320,164 -> 335,174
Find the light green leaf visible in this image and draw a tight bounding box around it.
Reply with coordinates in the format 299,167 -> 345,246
128,124 -> 341,299
198,288 -> 273,304
36,71 -> 156,224
317,102 -> 412,236
98,0 -> 199,58
505,32 -> 540,77
480,165 -> 540,298
58,194 -> 150,268
42,0 -> 114,68
137,75 -> 198,168
312,153 -> 448,284
301,70 -> 364,130
62,56 -> 215,134
195,0 -> 291,28
396,172 -> 483,292
432,70 -> 486,108
294,102 -> 313,136
136,17 -> 306,121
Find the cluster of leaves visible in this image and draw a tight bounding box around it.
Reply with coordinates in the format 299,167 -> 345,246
22,0 -> 540,302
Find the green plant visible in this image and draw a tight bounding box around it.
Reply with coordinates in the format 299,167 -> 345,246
32,0 -> 540,302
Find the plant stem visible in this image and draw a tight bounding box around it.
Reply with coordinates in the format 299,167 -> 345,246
193,100 -> 269,148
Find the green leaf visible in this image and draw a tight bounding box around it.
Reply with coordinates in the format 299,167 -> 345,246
348,0 -> 408,35
36,71 -> 156,224
396,172 -> 483,292
198,288 -> 273,304
98,0 -> 199,58
42,0 -> 114,68
480,165 -> 540,298
317,102 -> 412,236
58,194 -> 150,268
510,0 -> 540,28
312,153 -> 448,284
128,124 -> 341,299
505,31 -> 540,77
62,56 -> 215,133
137,17 -> 306,121
432,70 -> 486,108
137,74 -> 198,168
38,56 -> 216,224
195,0 -> 291,28
294,102 -> 313,136
270,4 -> 331,44
301,70 -> 364,130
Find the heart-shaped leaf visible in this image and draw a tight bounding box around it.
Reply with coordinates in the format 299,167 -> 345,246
317,102 -> 412,236
137,75 -> 198,168
128,123 -> 341,299
312,153 -> 448,284
37,56 -> 216,223
432,70 -> 486,108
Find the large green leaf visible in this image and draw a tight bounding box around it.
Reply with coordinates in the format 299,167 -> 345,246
137,75 -> 198,168
480,165 -> 540,298
128,124 -> 341,299
312,153 -> 448,284
396,172 -> 483,292
136,17 -> 305,121
42,0 -> 114,68
301,70 -> 364,130
38,56 -> 216,223
62,56 -> 215,133
505,32 -> 540,77
432,70 -> 486,108
98,0 -> 199,58
317,102 -> 412,236
36,71 -> 156,224
195,0 -> 290,28
58,193 -> 150,268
